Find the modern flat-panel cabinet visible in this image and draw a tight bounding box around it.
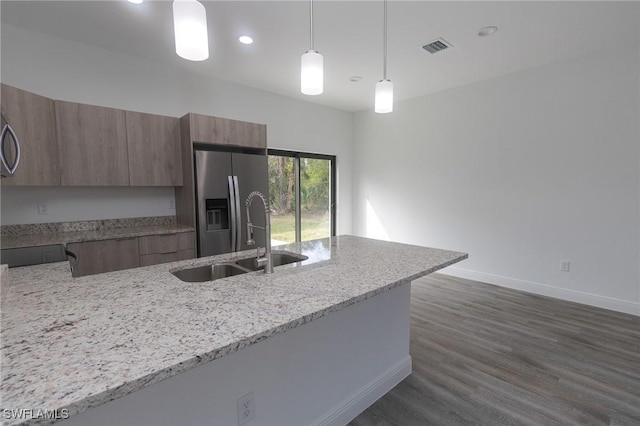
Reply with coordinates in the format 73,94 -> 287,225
67,232 -> 196,277
188,113 -> 266,149
126,111 -> 182,186
175,114 -> 268,230
0,84 -> 60,185
139,232 -> 195,266
67,238 -> 140,278
56,100 -> 129,186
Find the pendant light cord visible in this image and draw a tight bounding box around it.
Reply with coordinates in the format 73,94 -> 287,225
383,0 -> 388,80
309,0 -> 314,51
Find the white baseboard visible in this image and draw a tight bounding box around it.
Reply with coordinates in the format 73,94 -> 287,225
313,356 -> 412,426
442,267 -> 640,317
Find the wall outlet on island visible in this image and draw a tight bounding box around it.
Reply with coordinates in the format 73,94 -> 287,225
237,391 -> 255,425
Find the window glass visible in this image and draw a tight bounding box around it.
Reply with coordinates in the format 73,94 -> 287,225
268,151 -> 335,245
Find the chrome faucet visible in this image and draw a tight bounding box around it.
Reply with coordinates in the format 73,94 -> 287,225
245,191 -> 273,274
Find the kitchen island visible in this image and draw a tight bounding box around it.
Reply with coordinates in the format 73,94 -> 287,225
1,235 -> 466,425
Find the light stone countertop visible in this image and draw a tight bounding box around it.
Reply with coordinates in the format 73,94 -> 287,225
0,235 -> 467,425
1,224 -> 194,249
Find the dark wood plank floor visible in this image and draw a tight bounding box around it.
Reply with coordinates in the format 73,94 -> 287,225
349,273 -> 640,426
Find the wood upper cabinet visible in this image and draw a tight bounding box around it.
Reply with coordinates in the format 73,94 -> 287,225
56,100 -> 129,186
188,113 -> 266,149
0,84 -> 60,185
126,111 -> 182,186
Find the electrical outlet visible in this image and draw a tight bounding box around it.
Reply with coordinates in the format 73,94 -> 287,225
169,199 -> 175,210
237,392 -> 255,426
560,261 -> 571,272
37,202 -> 48,215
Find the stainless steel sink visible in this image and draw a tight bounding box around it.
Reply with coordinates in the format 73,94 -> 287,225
171,263 -> 251,283
171,252 -> 309,282
234,252 -> 308,271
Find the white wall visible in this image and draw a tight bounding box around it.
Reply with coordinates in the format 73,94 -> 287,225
353,45 -> 640,314
61,283 -> 411,426
0,186 -> 175,224
0,24 -> 353,233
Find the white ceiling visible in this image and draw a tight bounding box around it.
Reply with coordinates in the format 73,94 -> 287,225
2,1 -> 639,112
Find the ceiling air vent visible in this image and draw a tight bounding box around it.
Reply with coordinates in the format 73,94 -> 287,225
421,38 -> 452,54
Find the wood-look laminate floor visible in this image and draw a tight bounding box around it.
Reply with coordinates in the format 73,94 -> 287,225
349,273 -> 640,426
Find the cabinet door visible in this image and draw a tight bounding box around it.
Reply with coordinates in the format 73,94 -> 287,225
126,111 -> 182,186
189,114 -> 266,148
138,232 -> 195,267
67,238 -> 139,277
0,84 -> 60,185
140,249 -> 196,267
56,100 -> 129,186
138,232 -> 195,255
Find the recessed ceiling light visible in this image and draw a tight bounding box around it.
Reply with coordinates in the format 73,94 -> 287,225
239,36 -> 254,45
349,76 -> 362,82
127,0 -> 143,4
478,26 -> 498,37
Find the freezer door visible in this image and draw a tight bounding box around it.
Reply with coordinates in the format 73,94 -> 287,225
232,152 -> 269,252
194,150 -> 233,257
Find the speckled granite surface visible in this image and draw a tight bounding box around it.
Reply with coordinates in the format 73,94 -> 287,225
0,235 -> 467,425
0,264 -> 7,300
1,216 -> 193,249
1,216 -> 177,236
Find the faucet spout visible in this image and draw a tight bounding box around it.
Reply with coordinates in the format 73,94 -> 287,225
245,191 -> 273,274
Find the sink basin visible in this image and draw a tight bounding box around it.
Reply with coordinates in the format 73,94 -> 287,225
172,263 -> 251,283
234,252 -> 308,271
171,252 -> 309,282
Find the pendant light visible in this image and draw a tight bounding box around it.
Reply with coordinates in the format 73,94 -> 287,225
173,0 -> 209,61
301,0 -> 323,95
375,0 -> 393,113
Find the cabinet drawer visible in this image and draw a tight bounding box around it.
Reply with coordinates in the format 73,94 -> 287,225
140,249 -> 195,267
138,232 -> 195,255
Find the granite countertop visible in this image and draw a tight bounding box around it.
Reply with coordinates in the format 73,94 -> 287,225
1,224 -> 195,249
1,217 -> 194,249
0,235 -> 467,425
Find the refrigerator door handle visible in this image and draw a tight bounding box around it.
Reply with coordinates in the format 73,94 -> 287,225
233,176 -> 242,251
228,176 -> 237,252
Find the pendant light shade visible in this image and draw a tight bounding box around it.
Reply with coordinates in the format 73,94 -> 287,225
301,0 -> 323,95
375,0 -> 393,113
301,50 -> 323,95
173,0 -> 209,61
375,79 -> 394,113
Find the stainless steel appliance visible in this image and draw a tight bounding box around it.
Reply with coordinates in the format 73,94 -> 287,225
0,109 -> 21,178
194,147 -> 269,257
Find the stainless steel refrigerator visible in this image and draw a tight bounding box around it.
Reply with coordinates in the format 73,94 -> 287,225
194,148 -> 269,257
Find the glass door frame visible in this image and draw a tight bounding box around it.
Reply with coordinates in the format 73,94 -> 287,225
267,149 -> 337,242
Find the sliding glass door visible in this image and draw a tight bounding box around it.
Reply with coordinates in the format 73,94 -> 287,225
268,150 -> 335,245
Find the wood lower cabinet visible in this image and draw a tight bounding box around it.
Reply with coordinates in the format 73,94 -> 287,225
67,232 -> 196,277
187,113 -> 266,149
0,84 -> 60,185
67,238 -> 140,278
56,100 -> 129,186
126,111 -> 182,186
139,232 -> 195,267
